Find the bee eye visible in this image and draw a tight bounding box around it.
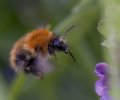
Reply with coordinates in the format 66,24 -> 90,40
53,39 -> 60,46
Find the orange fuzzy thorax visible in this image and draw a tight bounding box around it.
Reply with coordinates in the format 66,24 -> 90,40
23,29 -> 53,54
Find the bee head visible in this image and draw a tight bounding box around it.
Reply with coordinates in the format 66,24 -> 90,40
48,25 -> 76,62
49,36 -> 76,62
52,36 -> 68,53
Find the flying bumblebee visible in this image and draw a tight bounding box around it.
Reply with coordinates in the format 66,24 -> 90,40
9,25 -> 75,78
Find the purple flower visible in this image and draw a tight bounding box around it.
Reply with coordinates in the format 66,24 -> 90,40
95,63 -> 108,78
95,63 -> 112,100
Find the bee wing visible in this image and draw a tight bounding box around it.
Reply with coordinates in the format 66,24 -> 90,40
30,55 -> 54,78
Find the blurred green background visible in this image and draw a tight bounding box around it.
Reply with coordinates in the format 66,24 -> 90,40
0,0 -> 104,100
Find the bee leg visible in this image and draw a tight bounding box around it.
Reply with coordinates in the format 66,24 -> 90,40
48,45 -> 57,59
68,50 -> 76,63
24,66 -> 31,73
48,45 -> 53,55
23,57 -> 44,79
53,51 -> 57,60
31,67 -> 44,79
36,72 -> 44,80
23,58 -> 34,73
24,66 -> 44,79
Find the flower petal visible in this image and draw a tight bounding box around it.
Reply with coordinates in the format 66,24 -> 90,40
95,63 -> 109,78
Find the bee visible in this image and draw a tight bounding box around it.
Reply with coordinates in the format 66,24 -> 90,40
10,25 -> 75,78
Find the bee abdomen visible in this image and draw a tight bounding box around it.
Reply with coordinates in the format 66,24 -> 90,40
14,49 -> 31,70
15,50 -> 44,77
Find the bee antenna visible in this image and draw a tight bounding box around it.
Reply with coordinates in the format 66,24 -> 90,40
68,50 -> 76,63
63,25 -> 76,36
54,52 -> 57,60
